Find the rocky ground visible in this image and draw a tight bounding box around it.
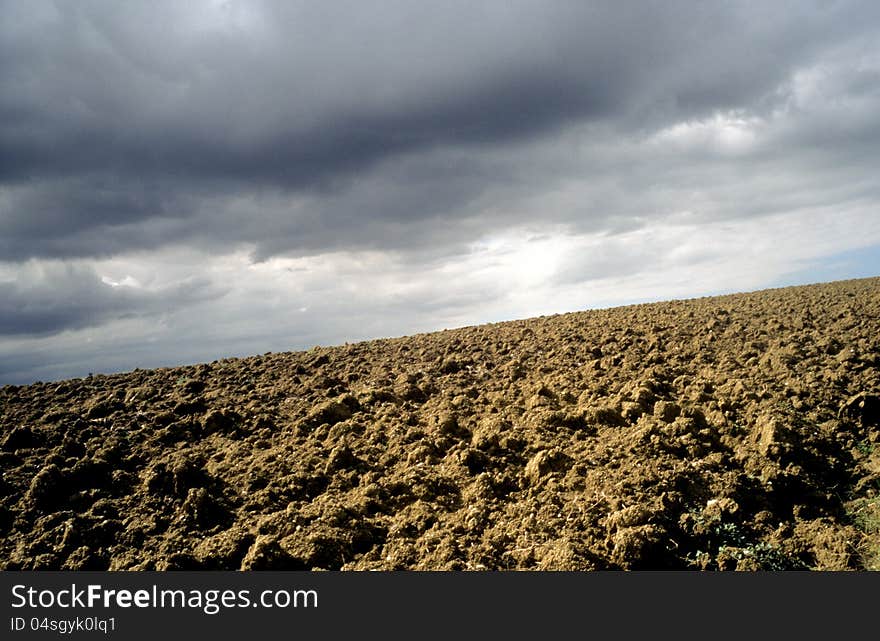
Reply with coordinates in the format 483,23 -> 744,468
1,277 -> 879,570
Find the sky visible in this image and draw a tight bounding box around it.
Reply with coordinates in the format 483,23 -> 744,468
2,0 -> 880,385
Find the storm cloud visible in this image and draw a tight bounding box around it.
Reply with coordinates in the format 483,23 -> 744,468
0,260 -> 224,337
2,0 -> 880,383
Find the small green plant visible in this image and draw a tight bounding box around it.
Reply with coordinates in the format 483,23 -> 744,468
719,541 -> 802,571
849,496 -> 880,570
683,517 -> 806,570
855,440 -> 875,457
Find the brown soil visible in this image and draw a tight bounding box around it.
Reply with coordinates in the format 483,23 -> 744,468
2,277 -> 879,570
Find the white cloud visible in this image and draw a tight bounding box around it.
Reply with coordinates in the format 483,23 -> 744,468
651,111 -> 765,156
5,198 -> 878,385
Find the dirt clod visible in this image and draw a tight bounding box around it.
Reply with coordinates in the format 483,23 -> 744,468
1,426 -> 39,451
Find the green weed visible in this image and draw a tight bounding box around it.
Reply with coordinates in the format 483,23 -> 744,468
849,496 -> 880,570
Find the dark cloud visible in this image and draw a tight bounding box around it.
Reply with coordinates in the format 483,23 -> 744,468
3,0 -> 879,262
0,262 -> 224,337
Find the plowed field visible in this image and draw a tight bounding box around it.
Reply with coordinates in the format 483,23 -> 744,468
2,277 -> 879,570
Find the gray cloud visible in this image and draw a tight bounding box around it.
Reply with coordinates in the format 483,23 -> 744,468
3,0 -> 879,263
0,262 -> 224,337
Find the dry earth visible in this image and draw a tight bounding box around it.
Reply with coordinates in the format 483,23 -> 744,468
1,277 -> 879,570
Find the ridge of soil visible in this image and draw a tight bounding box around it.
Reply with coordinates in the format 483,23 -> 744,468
2,277 -> 879,570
